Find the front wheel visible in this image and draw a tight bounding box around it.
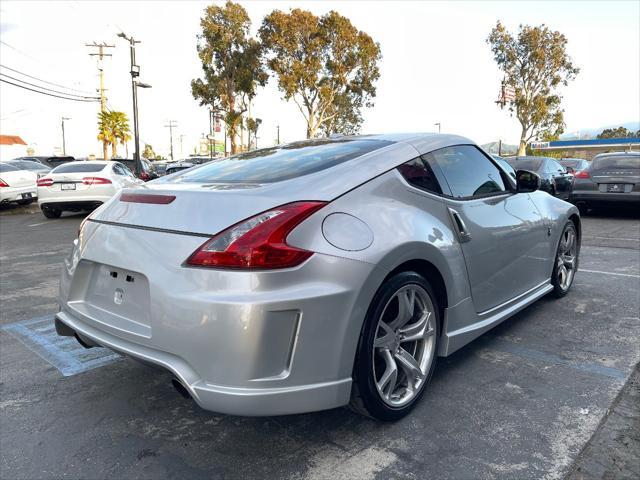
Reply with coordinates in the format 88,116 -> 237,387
551,221 -> 579,297
350,272 -> 440,421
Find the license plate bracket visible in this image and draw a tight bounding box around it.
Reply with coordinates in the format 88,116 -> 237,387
605,183 -> 625,193
21,192 -> 32,199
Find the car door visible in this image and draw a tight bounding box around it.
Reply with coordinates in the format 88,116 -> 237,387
424,145 -> 550,313
548,159 -> 572,199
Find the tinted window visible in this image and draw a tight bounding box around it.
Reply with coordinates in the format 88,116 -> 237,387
165,138 -> 393,184
510,158 -> 544,172
14,161 -> 50,172
52,163 -> 106,173
592,155 -> 639,170
0,163 -> 20,173
548,159 -> 565,173
428,146 -> 506,198
397,157 -> 442,194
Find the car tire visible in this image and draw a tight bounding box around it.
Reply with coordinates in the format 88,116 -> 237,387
42,207 -> 62,219
16,199 -> 34,206
350,271 -> 440,421
577,203 -> 589,215
551,220 -> 579,298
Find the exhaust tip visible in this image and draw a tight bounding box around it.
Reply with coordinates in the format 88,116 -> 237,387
171,378 -> 192,400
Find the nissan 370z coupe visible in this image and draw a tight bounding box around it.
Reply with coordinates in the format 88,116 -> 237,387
55,134 -> 581,420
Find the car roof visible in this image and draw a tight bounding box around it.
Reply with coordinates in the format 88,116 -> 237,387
593,151 -> 639,158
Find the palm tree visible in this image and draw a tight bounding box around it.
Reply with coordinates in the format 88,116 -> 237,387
97,111 -> 132,159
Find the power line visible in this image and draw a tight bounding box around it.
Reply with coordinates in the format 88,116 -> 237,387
0,63 -> 94,95
0,78 -> 99,102
0,72 -> 100,100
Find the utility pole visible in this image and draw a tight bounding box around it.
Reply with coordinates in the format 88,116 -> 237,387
209,109 -> 214,160
434,122 -> 441,134
118,32 -> 151,176
179,134 -> 186,158
61,117 -> 71,155
165,120 -> 177,161
277,125 -> 280,144
86,42 -> 114,160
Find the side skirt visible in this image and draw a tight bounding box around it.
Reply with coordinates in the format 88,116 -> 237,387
438,280 -> 553,357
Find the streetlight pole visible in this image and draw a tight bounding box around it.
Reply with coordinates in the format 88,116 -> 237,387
434,122 -> 441,134
277,125 -> 280,144
61,117 -> 70,155
118,32 -> 151,176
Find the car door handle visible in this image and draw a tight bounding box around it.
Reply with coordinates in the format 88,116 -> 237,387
448,208 -> 472,243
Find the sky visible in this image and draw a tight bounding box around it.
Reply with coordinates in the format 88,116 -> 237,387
0,0 -> 638,159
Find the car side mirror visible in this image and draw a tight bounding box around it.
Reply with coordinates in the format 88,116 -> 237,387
516,170 -> 541,193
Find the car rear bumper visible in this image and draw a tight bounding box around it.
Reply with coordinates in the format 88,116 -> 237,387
569,191 -> 640,205
56,224 -> 375,415
40,200 -> 105,211
0,186 -> 37,203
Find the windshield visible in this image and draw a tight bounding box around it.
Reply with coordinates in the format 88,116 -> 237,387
52,163 -> 106,173
163,138 -> 393,184
592,155 -> 639,170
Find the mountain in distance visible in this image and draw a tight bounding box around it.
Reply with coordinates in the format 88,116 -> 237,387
481,141 -> 518,155
560,121 -> 640,140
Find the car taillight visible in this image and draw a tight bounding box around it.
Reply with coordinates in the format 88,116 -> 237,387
82,177 -> 112,185
140,172 -> 150,181
574,170 -> 590,179
0,178 -> 8,187
37,177 -> 53,187
78,215 -> 90,238
186,201 -> 327,269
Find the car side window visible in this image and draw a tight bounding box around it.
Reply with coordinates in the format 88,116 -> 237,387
427,145 -> 507,199
548,159 -> 565,173
397,157 -> 444,195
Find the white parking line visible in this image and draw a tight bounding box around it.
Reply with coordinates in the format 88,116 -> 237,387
580,269 -> 640,279
589,236 -> 639,242
28,221 -> 53,227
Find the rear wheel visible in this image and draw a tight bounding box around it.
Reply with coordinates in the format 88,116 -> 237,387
551,221 -> 579,297
350,271 -> 439,421
42,206 -> 62,219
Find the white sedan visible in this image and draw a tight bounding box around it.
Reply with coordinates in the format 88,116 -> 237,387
0,162 -> 37,206
37,161 -> 143,218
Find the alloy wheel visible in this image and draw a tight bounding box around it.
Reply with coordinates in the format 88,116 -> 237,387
556,227 -> 577,291
372,284 -> 436,407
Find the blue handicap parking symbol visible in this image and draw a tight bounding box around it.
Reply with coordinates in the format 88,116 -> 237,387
2,315 -> 121,376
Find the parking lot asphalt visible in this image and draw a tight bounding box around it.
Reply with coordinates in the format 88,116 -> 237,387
1,208 -> 639,480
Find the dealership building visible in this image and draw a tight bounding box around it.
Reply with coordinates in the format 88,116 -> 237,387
530,137 -> 639,159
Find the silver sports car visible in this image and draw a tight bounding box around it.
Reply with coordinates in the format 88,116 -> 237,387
55,134 -> 580,420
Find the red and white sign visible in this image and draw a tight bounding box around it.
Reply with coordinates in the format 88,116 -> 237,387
214,116 -> 221,133
503,85 -> 516,101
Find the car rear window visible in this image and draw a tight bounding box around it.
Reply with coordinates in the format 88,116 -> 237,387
509,158 -> 544,171
52,163 -> 107,173
0,163 -> 20,173
591,155 -> 639,170
164,138 -> 393,184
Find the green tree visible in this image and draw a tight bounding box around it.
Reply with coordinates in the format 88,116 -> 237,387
97,111 -> 131,159
142,143 -> 156,159
191,1 -> 267,154
246,117 -> 262,149
487,22 -> 579,156
597,126 -> 634,139
260,9 -> 381,138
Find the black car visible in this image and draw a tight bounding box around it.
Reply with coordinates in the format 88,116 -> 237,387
559,158 -> 590,174
113,158 -> 159,181
14,156 -> 75,169
569,151 -> 639,213
507,156 -> 573,200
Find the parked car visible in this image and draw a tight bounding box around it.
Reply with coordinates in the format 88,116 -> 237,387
491,154 -> 516,179
165,161 -> 194,175
151,161 -> 168,176
3,159 -> 51,178
187,156 -> 217,165
0,163 -> 37,205
113,158 -> 159,181
37,161 -> 143,218
569,151 -> 640,213
507,156 -> 573,199
559,158 -> 589,174
54,134 -> 580,420
13,156 -> 75,169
